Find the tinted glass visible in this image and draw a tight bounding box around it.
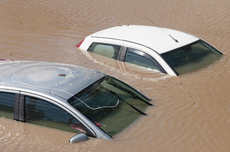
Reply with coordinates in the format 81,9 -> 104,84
68,76 -> 148,137
25,96 -> 94,136
87,43 -> 121,59
125,48 -> 161,71
0,92 -> 15,119
161,40 -> 222,75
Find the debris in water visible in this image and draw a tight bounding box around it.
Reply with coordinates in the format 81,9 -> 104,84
59,74 -> 66,76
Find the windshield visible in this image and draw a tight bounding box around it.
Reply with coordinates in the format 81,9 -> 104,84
161,40 -> 222,75
68,76 -> 150,137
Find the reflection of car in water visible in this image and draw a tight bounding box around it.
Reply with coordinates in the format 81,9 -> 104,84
77,25 -> 223,76
0,60 -> 151,142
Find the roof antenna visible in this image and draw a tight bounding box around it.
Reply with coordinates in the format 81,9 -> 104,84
145,16 -> 179,43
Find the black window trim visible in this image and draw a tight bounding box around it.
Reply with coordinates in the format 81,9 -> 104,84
14,93 -> 25,122
117,46 -> 126,61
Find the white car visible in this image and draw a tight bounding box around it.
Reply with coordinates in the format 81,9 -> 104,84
77,25 -> 223,76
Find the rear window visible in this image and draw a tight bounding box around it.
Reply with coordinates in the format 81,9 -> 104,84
161,40 -> 222,75
68,76 -> 150,137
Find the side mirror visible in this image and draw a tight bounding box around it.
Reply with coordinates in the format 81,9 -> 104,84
69,134 -> 89,143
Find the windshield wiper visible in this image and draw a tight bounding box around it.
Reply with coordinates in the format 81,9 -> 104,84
101,85 -> 146,115
107,82 -> 153,106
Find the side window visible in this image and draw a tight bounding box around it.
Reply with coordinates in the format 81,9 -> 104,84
0,92 -> 15,119
87,43 -> 121,59
25,96 -> 94,137
125,48 -> 161,71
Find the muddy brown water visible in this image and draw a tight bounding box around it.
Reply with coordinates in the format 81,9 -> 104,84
0,0 -> 230,151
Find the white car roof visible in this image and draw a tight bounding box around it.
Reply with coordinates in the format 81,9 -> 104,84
89,25 -> 199,54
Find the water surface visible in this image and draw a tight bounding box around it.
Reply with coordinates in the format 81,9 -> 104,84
0,0 -> 230,151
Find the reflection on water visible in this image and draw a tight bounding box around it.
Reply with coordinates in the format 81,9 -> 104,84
0,0 -> 230,151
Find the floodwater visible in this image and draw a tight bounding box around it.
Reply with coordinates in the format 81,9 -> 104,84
0,0 -> 230,151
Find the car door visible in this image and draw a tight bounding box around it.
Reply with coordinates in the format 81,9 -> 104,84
18,92 -> 96,137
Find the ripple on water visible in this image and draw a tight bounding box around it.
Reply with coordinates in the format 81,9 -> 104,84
0,0 -> 230,151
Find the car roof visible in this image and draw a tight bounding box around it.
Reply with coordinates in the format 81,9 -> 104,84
0,61 -> 105,99
89,25 -> 199,54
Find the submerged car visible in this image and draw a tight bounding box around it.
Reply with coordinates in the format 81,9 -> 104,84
0,60 -> 152,142
77,25 -> 223,76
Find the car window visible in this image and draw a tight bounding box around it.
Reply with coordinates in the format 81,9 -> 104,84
0,92 -> 15,119
125,48 -> 161,71
87,43 -> 121,59
24,96 -> 94,136
68,76 -> 148,137
161,40 -> 222,75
